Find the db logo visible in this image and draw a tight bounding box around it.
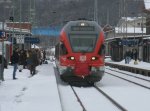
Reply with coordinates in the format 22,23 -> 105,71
80,55 -> 86,62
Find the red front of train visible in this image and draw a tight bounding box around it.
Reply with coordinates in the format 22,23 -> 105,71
55,20 -> 105,86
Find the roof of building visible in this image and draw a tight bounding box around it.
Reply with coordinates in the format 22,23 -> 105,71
115,27 -> 146,34
144,0 -> 150,10
121,17 -> 145,22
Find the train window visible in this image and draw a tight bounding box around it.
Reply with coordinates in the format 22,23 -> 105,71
98,44 -> 105,55
60,43 -> 68,55
69,34 -> 97,52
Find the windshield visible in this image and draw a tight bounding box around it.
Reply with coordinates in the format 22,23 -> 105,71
69,34 -> 97,52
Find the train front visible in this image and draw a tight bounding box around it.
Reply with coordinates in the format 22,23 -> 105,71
55,20 -> 105,86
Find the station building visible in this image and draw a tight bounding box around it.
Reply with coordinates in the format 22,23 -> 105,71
104,16 -> 150,62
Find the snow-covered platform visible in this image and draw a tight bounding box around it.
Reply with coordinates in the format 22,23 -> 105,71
0,63 -> 62,111
105,58 -> 150,76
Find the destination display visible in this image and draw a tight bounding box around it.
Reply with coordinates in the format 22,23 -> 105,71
71,26 -> 94,31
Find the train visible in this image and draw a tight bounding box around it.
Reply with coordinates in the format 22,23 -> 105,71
55,20 -> 105,86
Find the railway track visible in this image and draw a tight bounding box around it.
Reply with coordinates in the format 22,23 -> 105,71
106,67 -> 150,83
70,85 -> 127,111
53,63 -> 150,111
54,65 -> 127,111
93,85 -> 127,111
105,70 -> 150,90
70,86 -> 87,111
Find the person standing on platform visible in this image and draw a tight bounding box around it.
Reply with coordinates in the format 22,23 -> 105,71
28,49 -> 38,76
124,49 -> 131,64
11,49 -> 19,80
18,50 -> 26,72
133,49 -> 138,65
0,52 -> 7,81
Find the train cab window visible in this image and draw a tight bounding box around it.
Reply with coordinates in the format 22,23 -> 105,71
69,34 -> 97,52
60,43 -> 68,55
98,44 -> 105,55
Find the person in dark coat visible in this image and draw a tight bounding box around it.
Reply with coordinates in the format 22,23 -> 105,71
28,49 -> 38,76
23,50 -> 27,69
124,49 -> 131,64
0,53 -> 7,81
18,50 -> 26,72
11,49 -> 19,80
43,50 -> 46,63
133,49 -> 138,64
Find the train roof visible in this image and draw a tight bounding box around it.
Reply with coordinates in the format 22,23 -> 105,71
61,20 -> 102,32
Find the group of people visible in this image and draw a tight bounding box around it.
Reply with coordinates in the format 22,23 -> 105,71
11,48 -> 46,80
124,48 -> 138,64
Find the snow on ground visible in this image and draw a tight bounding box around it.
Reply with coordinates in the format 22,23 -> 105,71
0,63 -> 62,111
96,72 -> 150,111
103,58 -> 150,111
1,59 -> 150,111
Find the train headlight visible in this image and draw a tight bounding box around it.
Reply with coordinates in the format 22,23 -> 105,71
81,23 -> 85,26
92,57 -> 96,60
91,56 -> 98,61
67,56 -> 75,60
70,56 -> 75,60
68,56 -> 75,60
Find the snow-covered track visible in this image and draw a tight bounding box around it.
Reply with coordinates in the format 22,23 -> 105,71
94,85 -> 127,111
70,85 -> 127,111
105,71 -> 150,90
54,66 -> 86,111
54,67 -> 65,111
71,86 -> 87,111
106,67 -> 150,83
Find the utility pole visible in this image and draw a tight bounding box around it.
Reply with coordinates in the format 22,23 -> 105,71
11,0 -> 15,53
19,0 -> 22,50
125,0 -> 128,38
94,0 -> 98,23
107,8 -> 109,25
29,0 -> 36,27
29,0 -> 36,49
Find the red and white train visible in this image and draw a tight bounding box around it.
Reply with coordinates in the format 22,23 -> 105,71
55,20 -> 105,86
